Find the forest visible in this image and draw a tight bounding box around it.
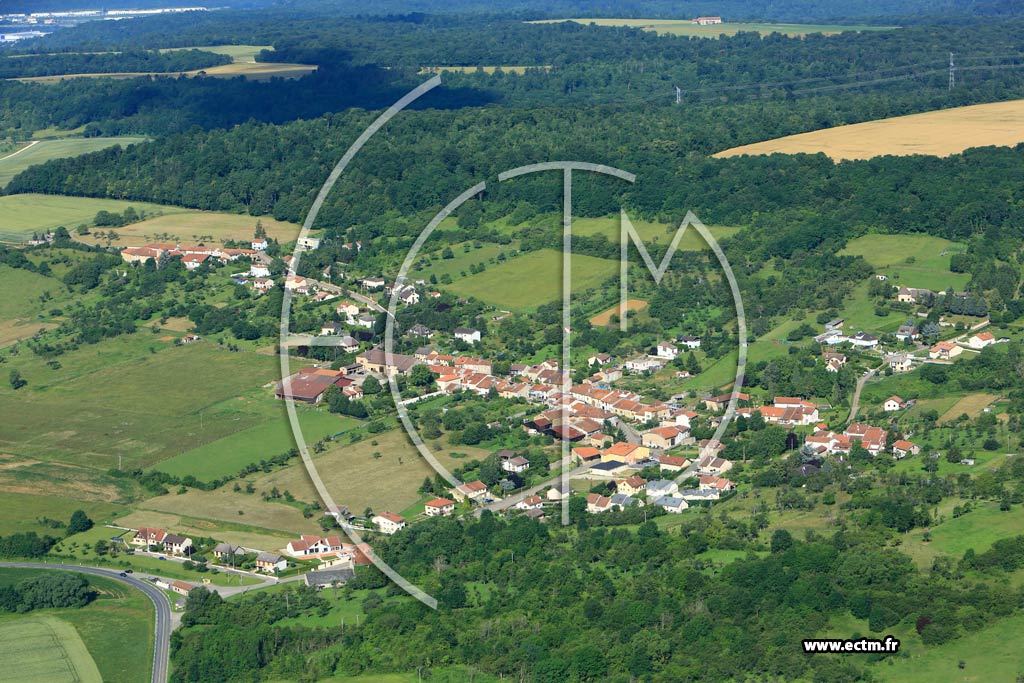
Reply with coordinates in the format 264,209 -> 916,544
0,49 -> 230,79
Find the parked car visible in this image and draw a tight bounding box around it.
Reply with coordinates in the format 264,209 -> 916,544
119,572 -> 127,577
124,569 -> 133,574
157,556 -> 166,560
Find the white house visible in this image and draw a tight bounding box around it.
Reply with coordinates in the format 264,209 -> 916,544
296,236 -> 321,251
678,335 -> 701,349
883,396 -> 905,412
372,512 -> 406,535
655,341 -> 678,360
454,328 -> 481,344
652,496 -> 688,513
645,479 -> 679,500
251,238 -> 268,251
967,332 -> 996,349
424,498 -> 455,517
250,263 -> 271,278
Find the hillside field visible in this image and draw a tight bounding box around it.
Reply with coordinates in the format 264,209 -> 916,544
715,99 -> 1024,161
0,137 -> 148,189
0,193 -> 192,241
839,234 -> 970,291
444,248 -> 619,311
0,615 -> 101,683
530,19 -> 896,37
75,210 -> 301,247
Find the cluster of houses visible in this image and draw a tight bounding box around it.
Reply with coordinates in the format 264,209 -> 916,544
275,365 -> 364,403
131,527 -> 193,556
803,422 -> 919,459
736,396 -> 821,427
121,242 -> 260,269
585,470 -> 736,515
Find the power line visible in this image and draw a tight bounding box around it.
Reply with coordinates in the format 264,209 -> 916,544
949,51 -> 956,90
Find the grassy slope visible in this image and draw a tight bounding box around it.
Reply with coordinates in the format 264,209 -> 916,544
839,234 -> 970,291
444,248 -> 618,311
0,137 -> 147,189
0,193 -> 193,240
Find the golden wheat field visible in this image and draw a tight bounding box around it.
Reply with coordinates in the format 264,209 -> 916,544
714,99 -> 1024,161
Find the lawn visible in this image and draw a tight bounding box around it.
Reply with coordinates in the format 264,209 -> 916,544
153,410 -> 361,481
0,193 -> 192,241
114,508 -> 296,552
444,248 -> 619,311
716,98 -> 1024,161
835,280 -> 908,334
0,491 -> 123,536
0,137 -> 148,189
530,19 -> 897,38
0,336 -> 280,469
0,568 -> 153,683
839,234 -> 970,291
75,210 -> 300,247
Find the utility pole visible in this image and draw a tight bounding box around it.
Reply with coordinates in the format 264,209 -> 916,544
948,52 -> 956,91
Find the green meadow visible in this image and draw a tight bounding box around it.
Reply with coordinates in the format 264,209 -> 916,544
0,137 -> 148,189
0,335 -> 280,469
840,234 -> 970,291
0,568 -> 153,683
444,248 -> 619,311
0,193 -> 190,241
154,410 -> 362,481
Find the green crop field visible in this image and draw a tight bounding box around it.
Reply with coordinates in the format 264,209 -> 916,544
529,18 -> 897,37
0,614 -> 101,683
162,44 -> 272,63
0,568 -> 153,683
154,410 -> 362,481
0,137 -> 148,189
75,209 -> 300,247
444,248 -> 618,311
839,234 -> 970,291
0,193 -> 192,241
0,335 -> 280,469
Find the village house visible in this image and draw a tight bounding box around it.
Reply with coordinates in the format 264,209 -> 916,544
883,395 -> 905,412
131,527 -> 167,549
163,534 -> 194,556
699,475 -> 737,493
645,479 -> 679,500
655,341 -> 679,360
502,455 -> 531,474
355,348 -> 419,377
610,493 -> 643,510
360,276 -> 385,290
336,301 -> 360,321
181,253 -> 210,271
658,454 -> 690,472
929,341 -> 963,360
844,423 -> 888,456
888,354 -> 913,373
692,15 -> 722,24
586,493 -> 613,513
896,287 -> 932,304
171,580 -> 194,596
452,480 -> 488,502
696,453 -> 733,476
642,425 -> 692,450
678,335 -> 702,349
588,353 -> 613,366
253,277 -> 275,293
424,498 -> 456,517
703,392 -> 750,412
285,535 -> 345,559
251,237 -> 268,251
616,476 -> 647,496
652,496 -> 689,513
891,440 -> 921,459
320,322 -> 344,336
547,483 -> 570,501
847,331 -> 879,348
454,327 -> 481,344
967,331 -> 996,349
250,262 -> 271,278
602,442 -> 650,465
895,323 -> 920,342
304,567 -> 355,590
296,236 -> 321,251
625,356 -> 663,374
275,366 -> 351,403
371,512 -> 407,535
516,495 -> 544,511
121,245 -> 166,265
255,552 -> 287,574
212,543 -> 245,562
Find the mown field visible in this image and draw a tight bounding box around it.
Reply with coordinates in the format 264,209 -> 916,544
0,490 -> 123,536
443,248 -> 618,311
0,193 -> 191,241
0,335 -> 280,470
0,137 -> 148,189
0,568 -> 153,683
161,44 -> 271,63
839,234 -> 970,291
715,98 -> 1024,161
154,410 -> 361,481
75,210 -> 301,247
530,18 -> 896,37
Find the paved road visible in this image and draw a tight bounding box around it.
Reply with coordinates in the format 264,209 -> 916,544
0,562 -> 171,683
615,417 -> 642,444
847,367 -> 877,425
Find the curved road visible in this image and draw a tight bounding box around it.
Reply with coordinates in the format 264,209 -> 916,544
847,366 -> 878,425
0,562 -> 171,683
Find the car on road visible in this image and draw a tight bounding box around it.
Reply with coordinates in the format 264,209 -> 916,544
119,572 -> 127,577
124,569 -> 133,573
